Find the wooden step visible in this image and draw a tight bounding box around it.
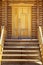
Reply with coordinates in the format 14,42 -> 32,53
2,59 -> 42,63
1,61 -> 42,65
2,54 -> 39,56
4,42 -> 39,46
2,54 -> 40,59
2,59 -> 42,65
3,50 -> 39,53
4,46 -> 39,50
3,50 -> 39,54
6,39 -> 38,42
4,47 -> 39,50
4,46 -> 39,48
2,38 -> 42,65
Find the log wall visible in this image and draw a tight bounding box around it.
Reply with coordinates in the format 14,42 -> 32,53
2,0 -> 43,39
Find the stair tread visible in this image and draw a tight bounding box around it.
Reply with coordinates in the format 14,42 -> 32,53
2,59 -> 41,62
4,46 -> 39,48
3,50 -> 39,52
5,42 -> 38,44
2,54 -> 39,56
6,39 -> 38,42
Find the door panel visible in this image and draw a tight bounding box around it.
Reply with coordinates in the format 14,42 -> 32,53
12,7 -> 18,38
12,5 -> 31,38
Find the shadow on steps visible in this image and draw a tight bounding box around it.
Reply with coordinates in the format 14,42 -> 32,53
1,62 -> 42,65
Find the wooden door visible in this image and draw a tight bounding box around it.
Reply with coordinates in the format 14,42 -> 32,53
12,4 -> 32,39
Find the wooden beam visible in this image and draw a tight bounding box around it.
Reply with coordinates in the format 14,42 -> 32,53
9,3 -> 34,6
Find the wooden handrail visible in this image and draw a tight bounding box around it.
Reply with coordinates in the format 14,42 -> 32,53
0,26 -> 6,64
0,26 -> 6,46
38,26 -> 43,63
38,26 -> 43,44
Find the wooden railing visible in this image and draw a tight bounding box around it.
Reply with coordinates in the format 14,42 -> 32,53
38,26 -> 43,63
0,26 -> 6,64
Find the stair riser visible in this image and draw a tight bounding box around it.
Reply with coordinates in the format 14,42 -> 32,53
2,61 -> 41,65
4,48 -> 39,50
3,52 -> 39,54
4,44 -> 39,46
4,42 -> 39,44
2,56 -> 39,59
5,41 -> 38,43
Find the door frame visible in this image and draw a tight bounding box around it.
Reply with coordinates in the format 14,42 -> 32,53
9,3 -> 34,39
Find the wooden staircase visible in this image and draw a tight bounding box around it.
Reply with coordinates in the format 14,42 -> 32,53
1,39 -> 42,65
